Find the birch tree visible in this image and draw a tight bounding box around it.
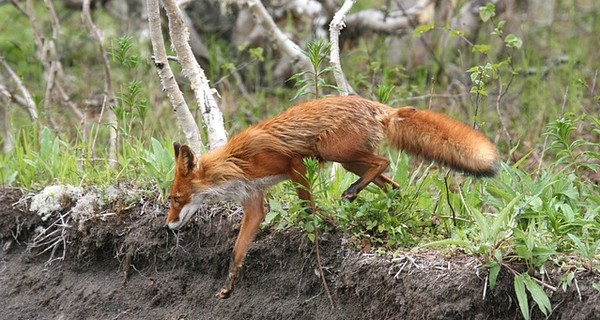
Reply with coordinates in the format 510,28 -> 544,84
146,0 -> 203,152
147,0 -> 227,151
329,0 -> 356,95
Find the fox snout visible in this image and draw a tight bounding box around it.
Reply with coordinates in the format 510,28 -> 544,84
165,199 -> 201,229
165,210 -> 181,229
165,207 -> 188,230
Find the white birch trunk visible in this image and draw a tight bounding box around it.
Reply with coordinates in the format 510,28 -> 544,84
146,0 -> 203,152
329,0 -> 356,96
163,0 -> 227,150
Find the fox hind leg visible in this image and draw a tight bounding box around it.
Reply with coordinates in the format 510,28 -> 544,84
341,162 -> 400,193
334,154 -> 392,201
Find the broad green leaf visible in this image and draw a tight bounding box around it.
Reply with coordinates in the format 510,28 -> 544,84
468,205 -> 489,240
413,22 -> 435,37
514,274 -> 530,320
568,233 -> 588,256
467,66 -> 481,73
248,47 -> 264,61
492,20 -> 506,36
479,3 -> 496,22
505,34 -> 523,49
560,272 -> 574,292
491,194 -> 524,237
472,44 -> 490,54
305,223 -> 314,233
515,245 -> 533,261
523,275 -> 552,317
489,262 -> 501,290
449,29 -> 464,37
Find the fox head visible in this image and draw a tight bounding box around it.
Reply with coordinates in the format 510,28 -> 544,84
165,142 -> 202,229
166,140 -> 271,229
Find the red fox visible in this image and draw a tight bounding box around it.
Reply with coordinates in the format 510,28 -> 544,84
165,95 -> 497,298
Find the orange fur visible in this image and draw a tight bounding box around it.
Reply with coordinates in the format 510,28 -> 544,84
165,95 -> 498,298
388,106 -> 497,176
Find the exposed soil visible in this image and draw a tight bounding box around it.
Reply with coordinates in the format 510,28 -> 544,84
0,188 -> 598,320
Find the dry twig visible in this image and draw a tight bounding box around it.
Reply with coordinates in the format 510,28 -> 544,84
237,0 -> 312,72
0,57 -> 38,121
82,0 -> 118,166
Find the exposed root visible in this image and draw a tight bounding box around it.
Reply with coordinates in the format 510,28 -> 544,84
28,210 -> 72,265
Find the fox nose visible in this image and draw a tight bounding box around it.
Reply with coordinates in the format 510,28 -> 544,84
163,215 -> 177,230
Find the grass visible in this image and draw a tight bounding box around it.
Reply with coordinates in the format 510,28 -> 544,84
1,2 -> 599,319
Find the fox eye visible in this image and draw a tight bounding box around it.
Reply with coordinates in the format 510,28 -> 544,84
172,196 -> 180,204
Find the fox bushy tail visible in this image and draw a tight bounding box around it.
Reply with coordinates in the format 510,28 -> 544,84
386,107 -> 498,176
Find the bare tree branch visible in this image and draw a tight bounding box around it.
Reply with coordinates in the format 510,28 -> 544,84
0,85 -> 13,153
42,0 -> 64,131
0,83 -> 29,108
233,0 -> 312,72
17,0 -> 85,128
0,57 -> 38,121
329,0 -> 355,96
163,0 -> 227,150
8,0 -> 27,16
344,0 -> 435,34
82,0 -> 118,165
25,0 -> 44,60
146,0 -> 203,151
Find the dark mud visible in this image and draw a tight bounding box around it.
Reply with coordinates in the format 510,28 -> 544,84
0,188 -> 598,320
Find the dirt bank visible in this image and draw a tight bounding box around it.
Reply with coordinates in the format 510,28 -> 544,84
0,189 -> 598,320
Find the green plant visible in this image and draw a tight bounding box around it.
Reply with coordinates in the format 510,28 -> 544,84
375,84 -> 394,104
111,36 -> 150,141
544,113 -> 600,175
110,35 -> 141,68
141,138 -> 175,201
568,234 -> 600,272
514,273 -> 552,320
0,161 -> 18,186
289,39 -> 338,99
422,118 -> 600,319
339,186 -> 416,249
266,158 -> 336,238
8,127 -> 82,188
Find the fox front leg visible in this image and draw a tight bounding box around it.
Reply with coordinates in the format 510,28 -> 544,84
217,265 -> 241,299
216,192 -> 266,299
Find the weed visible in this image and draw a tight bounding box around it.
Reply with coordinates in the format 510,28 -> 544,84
289,39 -> 338,99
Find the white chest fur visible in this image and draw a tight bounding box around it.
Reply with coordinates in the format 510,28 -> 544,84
201,175 -> 288,202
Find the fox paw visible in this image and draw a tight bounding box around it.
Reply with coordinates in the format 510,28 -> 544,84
216,287 -> 233,299
341,191 -> 357,202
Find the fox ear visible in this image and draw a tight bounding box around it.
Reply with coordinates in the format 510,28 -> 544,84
176,144 -> 196,176
173,142 -> 181,159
